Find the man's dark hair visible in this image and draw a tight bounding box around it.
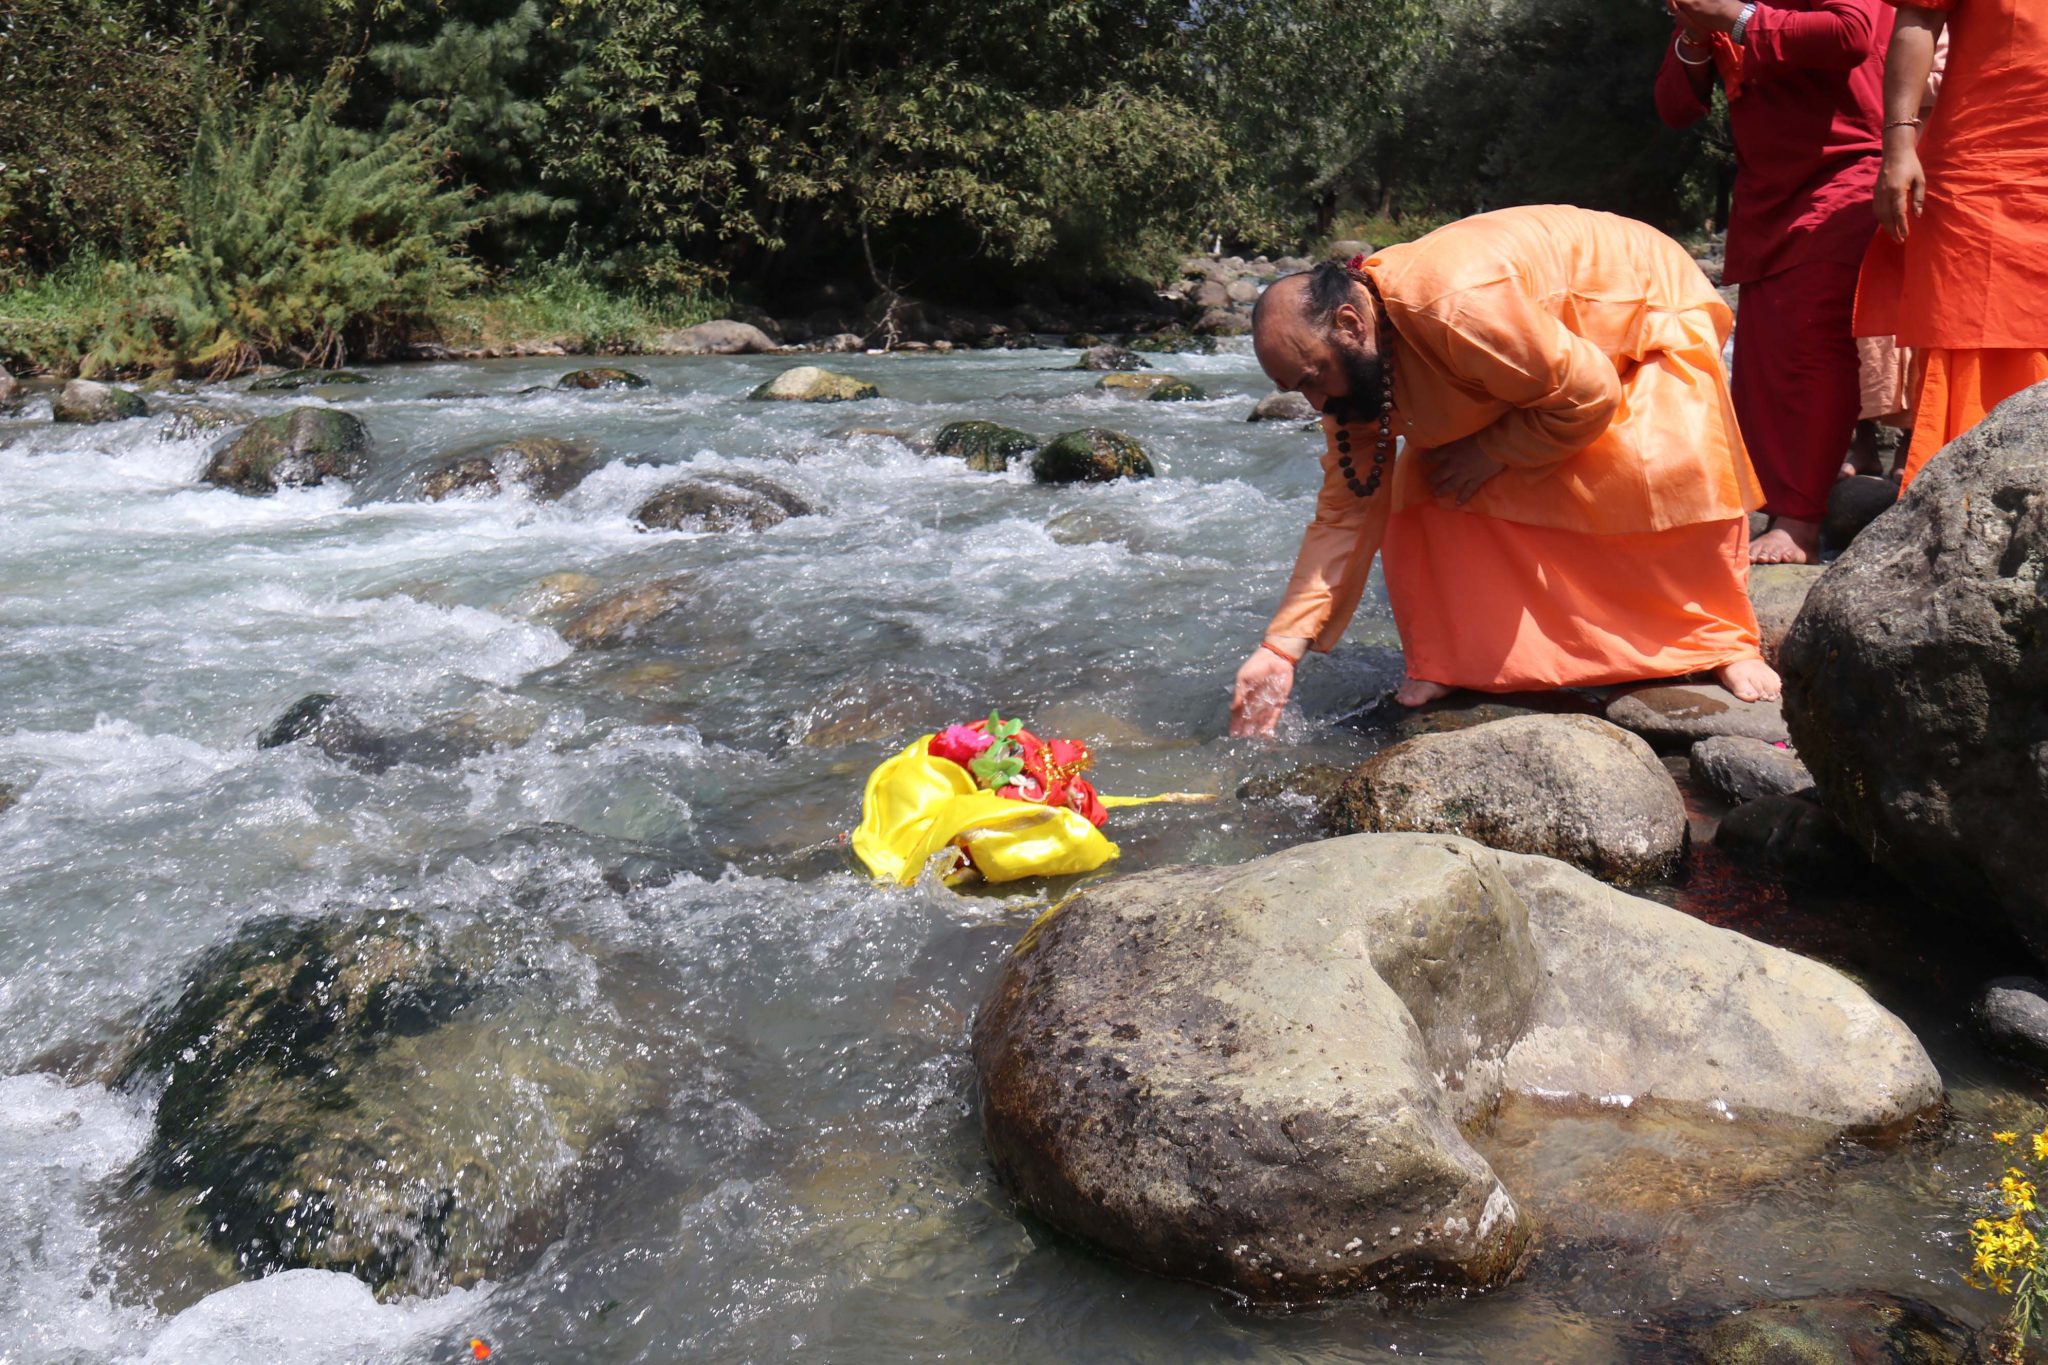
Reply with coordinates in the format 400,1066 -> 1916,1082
1251,259 -> 1365,334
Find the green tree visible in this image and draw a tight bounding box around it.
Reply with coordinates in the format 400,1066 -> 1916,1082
169,72 -> 482,372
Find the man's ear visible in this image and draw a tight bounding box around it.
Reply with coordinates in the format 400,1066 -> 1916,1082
1331,301 -> 1368,344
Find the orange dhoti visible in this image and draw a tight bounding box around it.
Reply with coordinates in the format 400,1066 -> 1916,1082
1382,506 -> 1759,692
1898,348 -> 2048,485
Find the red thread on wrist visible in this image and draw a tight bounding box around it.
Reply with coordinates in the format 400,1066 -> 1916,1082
1259,641 -> 1299,668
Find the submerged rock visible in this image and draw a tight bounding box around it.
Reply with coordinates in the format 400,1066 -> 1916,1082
0,781 -> 16,817
1974,977 -> 2048,1072
1031,429 -> 1154,484
748,366 -> 878,402
1823,473 -> 1898,555
1073,345 -> 1147,372
974,834 -> 1941,1306
52,379 -> 147,424
559,577 -> 695,648
113,911 -> 650,1294
1782,381 -> 2048,959
156,406 -> 244,443
0,362 -> 17,409
256,693 -> 527,773
651,319 -> 776,355
1688,1291 -> 1978,1365
416,437 -> 598,501
202,408 -> 370,495
932,420 -> 1036,473
1096,373 -> 1205,402
247,368 -> 370,391
632,473 -> 815,533
1690,735 -> 1813,804
1326,715 -> 1687,885
1714,793 -> 1868,886
1605,683 -> 1789,749
1748,564 -> 1824,667
1247,391 -> 1317,423
558,367 -> 648,390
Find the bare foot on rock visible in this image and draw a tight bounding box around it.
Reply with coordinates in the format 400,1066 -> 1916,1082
1716,657 -> 1782,703
1749,517 -> 1820,565
1394,676 -> 1456,708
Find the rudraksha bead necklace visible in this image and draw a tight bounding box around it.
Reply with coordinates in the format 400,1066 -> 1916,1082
1332,271 -> 1395,500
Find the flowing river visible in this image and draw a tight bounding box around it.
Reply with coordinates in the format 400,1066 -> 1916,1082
0,346 -> 2036,1362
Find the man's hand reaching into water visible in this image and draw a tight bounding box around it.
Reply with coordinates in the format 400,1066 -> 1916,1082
1231,638 -> 1306,737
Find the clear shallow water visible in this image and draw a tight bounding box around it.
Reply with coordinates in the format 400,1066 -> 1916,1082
0,349 -> 2031,1362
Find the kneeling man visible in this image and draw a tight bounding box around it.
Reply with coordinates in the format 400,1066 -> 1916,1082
1232,204 -> 1777,736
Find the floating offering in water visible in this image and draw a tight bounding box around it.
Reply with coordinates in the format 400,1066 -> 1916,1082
852,711 -> 1205,886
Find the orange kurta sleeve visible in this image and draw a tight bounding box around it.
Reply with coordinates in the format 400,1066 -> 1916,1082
1398,277 -> 1623,471
1266,420 -> 1396,653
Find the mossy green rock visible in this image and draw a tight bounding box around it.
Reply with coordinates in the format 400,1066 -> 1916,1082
113,911 -> 652,1294
748,365 -> 879,402
559,367 -> 649,390
1691,1291 -> 1977,1364
1031,428 -> 1154,484
933,420 -> 1036,472
52,379 -> 147,424
1127,331 -> 1219,355
417,437 -> 599,501
1096,373 -> 1206,402
202,407 -> 370,495
247,368 -> 370,391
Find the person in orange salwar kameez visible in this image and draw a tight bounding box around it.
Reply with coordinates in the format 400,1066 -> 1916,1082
1855,0 -> 2048,488
1230,206 -> 1776,736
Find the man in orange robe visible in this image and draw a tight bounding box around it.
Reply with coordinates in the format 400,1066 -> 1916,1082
1231,205 -> 1776,736
1856,0 -> 2048,487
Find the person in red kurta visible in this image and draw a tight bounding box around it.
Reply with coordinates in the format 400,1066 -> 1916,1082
1656,0 -> 1893,564
1857,0 -> 2048,487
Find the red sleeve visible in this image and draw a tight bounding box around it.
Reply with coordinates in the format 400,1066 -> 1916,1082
1743,0 -> 1885,72
1883,0 -> 1956,9
1655,34 -> 1713,128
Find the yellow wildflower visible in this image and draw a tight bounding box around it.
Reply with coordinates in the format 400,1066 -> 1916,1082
2032,1128 -> 2048,1162
1996,1131 -> 2020,1145
2001,1172 -> 2039,1213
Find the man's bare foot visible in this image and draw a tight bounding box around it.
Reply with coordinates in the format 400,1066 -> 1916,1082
1749,517 -> 1820,565
1394,676 -> 1456,707
1715,657 -> 1782,703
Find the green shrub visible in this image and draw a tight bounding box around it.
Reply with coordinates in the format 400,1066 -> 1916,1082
168,72 -> 482,375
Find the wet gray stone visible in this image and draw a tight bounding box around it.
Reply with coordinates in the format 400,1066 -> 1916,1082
1247,391 -> 1317,423
52,379 -> 147,424
1714,794 -> 1867,886
1974,977 -> 2048,1071
1748,564 -> 1824,667
1073,345 -> 1148,372
1823,474 -> 1898,556
1327,715 -> 1687,885
1605,683 -> 1789,749
1689,735 -> 1814,804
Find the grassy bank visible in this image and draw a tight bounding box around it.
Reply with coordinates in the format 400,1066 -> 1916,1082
0,256 -> 729,379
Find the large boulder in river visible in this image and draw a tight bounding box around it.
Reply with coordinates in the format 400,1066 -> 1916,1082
933,420 -> 1035,472
52,378 -> 147,424
558,367 -> 648,390
113,911 -> 652,1294
1074,345 -> 1147,372
652,319 -> 776,355
1248,391 -> 1317,423
247,367 -> 369,391
1325,715 -> 1687,885
632,472 -> 815,533
1782,381 -> 2048,957
202,408 -> 369,494
748,366 -> 878,402
0,362 -> 21,410
416,436 -> 598,501
1096,373 -> 1205,402
1031,428 -> 1154,484
974,834 -> 1941,1306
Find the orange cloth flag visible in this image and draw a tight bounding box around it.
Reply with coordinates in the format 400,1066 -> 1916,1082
1267,205 -> 1764,691
1855,0 -> 2048,485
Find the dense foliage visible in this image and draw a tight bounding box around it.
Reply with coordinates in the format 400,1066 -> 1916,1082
0,0 -> 1730,369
